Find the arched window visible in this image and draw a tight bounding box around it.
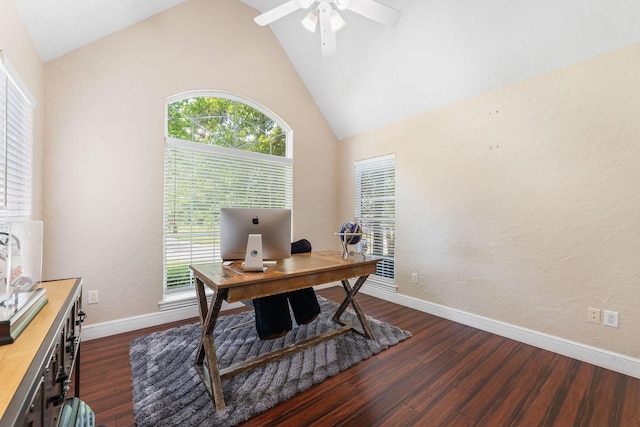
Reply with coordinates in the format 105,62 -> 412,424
163,91 -> 293,297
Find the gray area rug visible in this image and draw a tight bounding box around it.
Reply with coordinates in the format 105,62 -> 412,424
130,296 -> 411,427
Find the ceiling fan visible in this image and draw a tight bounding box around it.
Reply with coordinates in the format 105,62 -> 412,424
253,0 -> 401,56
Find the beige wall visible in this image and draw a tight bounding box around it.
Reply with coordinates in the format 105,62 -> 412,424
0,0 -> 44,221
42,0 -> 339,324
339,42 -> 640,358
7,0 -> 638,359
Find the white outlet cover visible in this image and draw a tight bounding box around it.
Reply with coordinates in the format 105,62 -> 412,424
88,290 -> 99,304
603,310 -> 619,328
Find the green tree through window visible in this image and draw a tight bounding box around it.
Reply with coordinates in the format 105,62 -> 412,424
167,97 -> 286,156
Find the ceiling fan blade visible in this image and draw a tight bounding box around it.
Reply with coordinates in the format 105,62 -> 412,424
254,0 -> 305,26
346,0 -> 401,26
319,7 -> 337,56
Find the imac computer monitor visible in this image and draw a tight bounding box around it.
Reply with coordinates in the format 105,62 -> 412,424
220,208 -> 292,261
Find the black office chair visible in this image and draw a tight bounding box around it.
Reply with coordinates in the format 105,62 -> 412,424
252,239 -> 321,340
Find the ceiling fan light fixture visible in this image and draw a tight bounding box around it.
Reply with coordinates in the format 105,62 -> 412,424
330,9 -> 346,32
254,0 -> 402,56
301,10 -> 318,32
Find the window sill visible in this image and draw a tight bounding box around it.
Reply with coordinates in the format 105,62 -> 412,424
364,275 -> 397,293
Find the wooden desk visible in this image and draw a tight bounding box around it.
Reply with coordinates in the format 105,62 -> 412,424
190,250 -> 380,411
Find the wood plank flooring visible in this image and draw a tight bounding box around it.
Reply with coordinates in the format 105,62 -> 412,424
75,286 -> 640,426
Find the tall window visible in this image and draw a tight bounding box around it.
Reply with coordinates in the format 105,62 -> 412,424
163,91 -> 292,297
355,154 -> 396,292
0,52 -> 35,218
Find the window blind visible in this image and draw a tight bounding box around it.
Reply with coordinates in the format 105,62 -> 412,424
163,137 -> 293,293
0,52 -> 35,218
355,154 -> 396,291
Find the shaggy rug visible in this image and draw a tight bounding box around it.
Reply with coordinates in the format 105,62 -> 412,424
130,296 -> 411,427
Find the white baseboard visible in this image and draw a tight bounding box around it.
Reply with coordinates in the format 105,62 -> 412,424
359,285 -> 640,380
82,283 -> 640,380
81,300 -> 245,341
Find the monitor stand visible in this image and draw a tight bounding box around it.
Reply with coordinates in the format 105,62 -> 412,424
243,234 -> 264,272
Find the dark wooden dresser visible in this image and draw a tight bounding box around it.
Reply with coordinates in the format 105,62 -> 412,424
0,278 -> 84,426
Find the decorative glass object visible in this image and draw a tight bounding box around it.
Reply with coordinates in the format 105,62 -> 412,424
335,221 -> 365,260
0,220 -> 46,344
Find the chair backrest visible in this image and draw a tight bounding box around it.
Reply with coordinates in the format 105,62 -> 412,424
291,239 -> 311,254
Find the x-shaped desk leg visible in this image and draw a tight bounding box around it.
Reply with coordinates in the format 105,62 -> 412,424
333,275 -> 377,341
194,277 -> 227,411
193,272 -> 377,413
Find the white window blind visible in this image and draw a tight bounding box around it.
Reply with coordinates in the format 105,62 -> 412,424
163,93 -> 293,296
355,154 -> 396,292
0,52 -> 35,217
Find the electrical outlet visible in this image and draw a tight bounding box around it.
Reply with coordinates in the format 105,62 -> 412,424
603,310 -> 619,328
587,308 -> 600,323
88,290 -> 99,304
411,273 -> 418,284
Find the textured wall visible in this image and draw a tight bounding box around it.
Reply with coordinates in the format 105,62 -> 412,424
338,42 -> 640,357
42,0 -> 338,324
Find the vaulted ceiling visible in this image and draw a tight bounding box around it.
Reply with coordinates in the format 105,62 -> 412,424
15,0 -> 640,139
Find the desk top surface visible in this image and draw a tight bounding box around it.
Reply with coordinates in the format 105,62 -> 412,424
190,250 -> 380,302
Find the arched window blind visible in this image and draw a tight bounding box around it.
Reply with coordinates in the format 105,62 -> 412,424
163,92 -> 293,297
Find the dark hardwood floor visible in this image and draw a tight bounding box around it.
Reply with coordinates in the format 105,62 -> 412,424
76,286 -> 640,426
